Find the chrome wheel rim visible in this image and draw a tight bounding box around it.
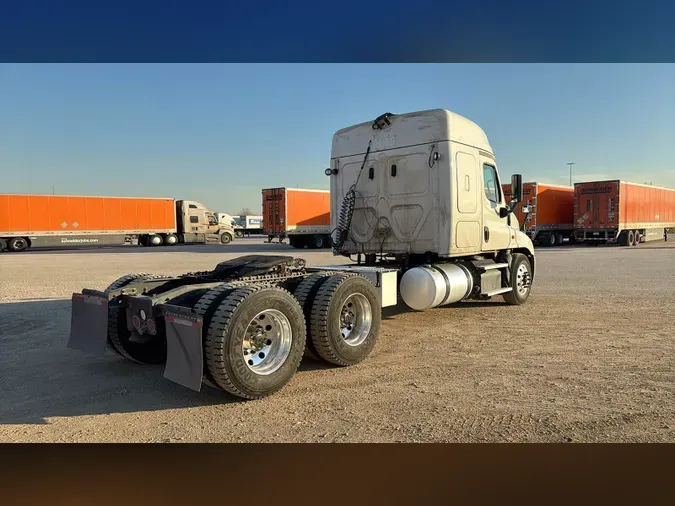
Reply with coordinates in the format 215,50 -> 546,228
243,309 -> 292,375
515,263 -> 531,296
340,293 -> 372,347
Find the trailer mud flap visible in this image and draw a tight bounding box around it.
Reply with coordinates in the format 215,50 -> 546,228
68,290 -> 109,355
158,304 -> 204,392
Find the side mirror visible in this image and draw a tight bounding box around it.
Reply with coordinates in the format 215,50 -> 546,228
498,207 -> 510,219
511,174 -> 523,204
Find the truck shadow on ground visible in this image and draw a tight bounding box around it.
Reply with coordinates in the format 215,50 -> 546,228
0,299 -> 338,425
17,240 -> 333,256
381,299 -> 509,320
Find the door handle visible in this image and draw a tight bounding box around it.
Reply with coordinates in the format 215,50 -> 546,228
484,227 -> 490,242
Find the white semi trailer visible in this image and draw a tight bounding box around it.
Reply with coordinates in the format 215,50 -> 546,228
67,109 -> 535,400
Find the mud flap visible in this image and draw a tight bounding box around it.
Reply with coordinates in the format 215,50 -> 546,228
67,290 -> 109,355
158,304 -> 204,392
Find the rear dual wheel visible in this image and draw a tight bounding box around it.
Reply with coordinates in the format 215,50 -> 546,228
204,286 -> 306,399
306,274 -> 380,367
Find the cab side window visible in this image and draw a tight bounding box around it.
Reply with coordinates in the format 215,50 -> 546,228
483,164 -> 501,208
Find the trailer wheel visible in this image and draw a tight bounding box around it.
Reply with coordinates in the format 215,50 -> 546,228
293,273 -> 333,359
104,273 -> 171,362
633,231 -> 641,246
555,233 -> 564,246
309,274 -> 380,367
627,230 -> 635,247
164,233 -> 178,245
0,238 -> 6,252
220,232 -> 233,245
502,253 -> 532,305
8,237 -> 29,252
310,234 -> 326,249
546,233 -> 555,247
288,236 -> 305,249
235,230 -> 244,238
204,286 -> 306,400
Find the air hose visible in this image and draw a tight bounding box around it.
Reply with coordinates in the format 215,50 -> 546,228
332,140 -> 372,255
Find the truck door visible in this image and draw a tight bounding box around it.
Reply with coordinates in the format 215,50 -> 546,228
480,160 -> 512,251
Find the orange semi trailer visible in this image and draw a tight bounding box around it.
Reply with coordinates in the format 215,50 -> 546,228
262,187 -> 331,249
503,182 -> 575,246
0,194 -> 235,252
573,180 -> 675,246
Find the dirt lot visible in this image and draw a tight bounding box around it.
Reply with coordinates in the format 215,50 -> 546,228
0,238 -> 673,442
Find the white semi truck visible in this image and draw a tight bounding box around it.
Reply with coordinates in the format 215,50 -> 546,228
67,109 -> 535,400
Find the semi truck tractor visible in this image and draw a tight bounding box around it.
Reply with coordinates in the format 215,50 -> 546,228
502,182 -> 575,246
262,187 -> 332,248
0,195 -> 235,252
573,180 -> 675,245
215,212 -> 238,229
67,109 -> 535,401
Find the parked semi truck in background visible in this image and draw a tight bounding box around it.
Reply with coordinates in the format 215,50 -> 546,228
0,194 -> 235,252
67,109 -> 535,401
233,215 -> 264,237
573,180 -> 675,246
215,212 -> 238,228
503,182 -> 575,246
262,187 -> 331,248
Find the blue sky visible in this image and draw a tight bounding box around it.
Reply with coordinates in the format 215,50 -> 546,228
1,64 -> 673,214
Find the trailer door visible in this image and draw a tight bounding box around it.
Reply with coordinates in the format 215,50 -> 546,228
576,181 -> 618,229
263,188 -> 286,236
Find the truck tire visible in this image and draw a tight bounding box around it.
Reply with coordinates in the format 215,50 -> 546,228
8,237 -> 29,252
556,233 -> 564,246
627,230 -> 635,247
148,234 -> 163,246
192,281 -> 248,389
236,230 -> 244,238
204,285 -> 306,400
104,273 -> 171,363
309,274 -> 381,367
310,234 -> 326,249
633,231 -> 640,246
288,236 -> 305,249
0,238 -> 6,252
502,253 -> 532,305
164,233 -> 178,245
220,232 -> 233,245
293,273 -> 333,359
546,233 -> 555,247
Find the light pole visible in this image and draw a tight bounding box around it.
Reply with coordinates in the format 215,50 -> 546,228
566,162 -> 575,186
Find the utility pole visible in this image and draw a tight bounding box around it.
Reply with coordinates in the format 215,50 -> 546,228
51,186 -> 55,195
566,162 -> 575,186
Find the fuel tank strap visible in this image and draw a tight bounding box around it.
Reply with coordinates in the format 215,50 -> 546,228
429,265 -> 452,306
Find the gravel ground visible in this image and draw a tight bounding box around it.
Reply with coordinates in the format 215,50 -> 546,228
0,238 -> 673,442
